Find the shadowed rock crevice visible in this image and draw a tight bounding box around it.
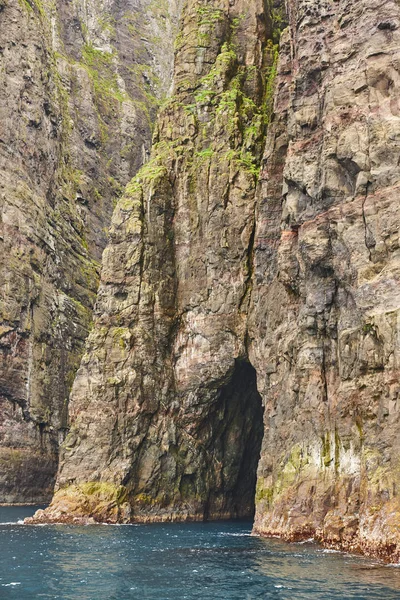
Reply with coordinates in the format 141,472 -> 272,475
122,359 -> 265,522
200,359 -> 264,520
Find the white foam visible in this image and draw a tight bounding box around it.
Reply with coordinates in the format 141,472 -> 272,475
219,532 -> 252,537
2,582 -> 21,587
0,519 -> 32,525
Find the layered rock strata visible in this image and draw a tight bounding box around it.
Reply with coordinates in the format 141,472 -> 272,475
0,0 -> 180,502
28,0 -> 400,565
251,0 -> 400,562
29,0 -> 283,523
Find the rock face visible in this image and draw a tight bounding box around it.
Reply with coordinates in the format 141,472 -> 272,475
30,0 -> 283,523
251,0 -> 400,561
0,0 -> 180,502
26,0 -> 400,564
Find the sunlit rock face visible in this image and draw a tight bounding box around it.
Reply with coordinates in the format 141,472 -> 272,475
0,0 -> 181,502
27,0 -> 400,563
251,0 -> 400,561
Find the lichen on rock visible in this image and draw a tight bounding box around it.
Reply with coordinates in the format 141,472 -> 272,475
250,0 -> 400,562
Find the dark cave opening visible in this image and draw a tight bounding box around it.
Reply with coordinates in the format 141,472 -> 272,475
203,359 -> 264,521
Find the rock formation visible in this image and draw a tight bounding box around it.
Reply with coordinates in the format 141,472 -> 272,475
0,0 -> 180,502
23,0 -> 400,563
251,0 -> 400,562
28,0 -> 283,522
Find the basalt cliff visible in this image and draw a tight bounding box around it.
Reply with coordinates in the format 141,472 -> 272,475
7,0 -> 400,563
0,0 -> 181,502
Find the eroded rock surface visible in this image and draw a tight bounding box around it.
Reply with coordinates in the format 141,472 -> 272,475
27,0 -> 400,564
0,0 -> 180,502
251,0 -> 400,561
29,0 -> 282,523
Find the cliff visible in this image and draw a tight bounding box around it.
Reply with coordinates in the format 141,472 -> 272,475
27,0 -> 284,521
251,0 -> 400,562
0,0 -> 180,502
24,0 -> 400,563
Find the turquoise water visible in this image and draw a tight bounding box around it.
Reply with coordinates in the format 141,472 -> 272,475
1,507 -> 400,599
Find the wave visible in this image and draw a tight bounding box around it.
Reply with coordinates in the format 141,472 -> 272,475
219,532 -> 252,537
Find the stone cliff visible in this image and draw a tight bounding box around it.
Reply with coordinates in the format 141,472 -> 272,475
252,0 -> 400,562
24,0 -> 400,563
29,0 -> 284,521
0,0 -> 180,502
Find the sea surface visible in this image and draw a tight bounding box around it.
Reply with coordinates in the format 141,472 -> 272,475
1,506 -> 400,599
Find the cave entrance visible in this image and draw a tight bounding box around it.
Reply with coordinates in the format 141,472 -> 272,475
204,359 -> 264,521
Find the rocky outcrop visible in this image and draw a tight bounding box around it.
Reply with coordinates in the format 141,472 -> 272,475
0,0 -> 180,502
29,0 -> 283,523
27,0 -> 400,564
251,0 -> 400,562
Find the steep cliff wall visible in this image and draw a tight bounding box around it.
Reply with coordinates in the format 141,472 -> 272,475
28,0 -> 400,564
29,0 -> 284,522
0,0 -> 180,502
251,0 -> 400,561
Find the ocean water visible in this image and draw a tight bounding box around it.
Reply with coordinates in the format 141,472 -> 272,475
1,506 -> 400,599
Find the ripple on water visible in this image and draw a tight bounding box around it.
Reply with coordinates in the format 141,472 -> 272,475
0,508 -> 400,599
